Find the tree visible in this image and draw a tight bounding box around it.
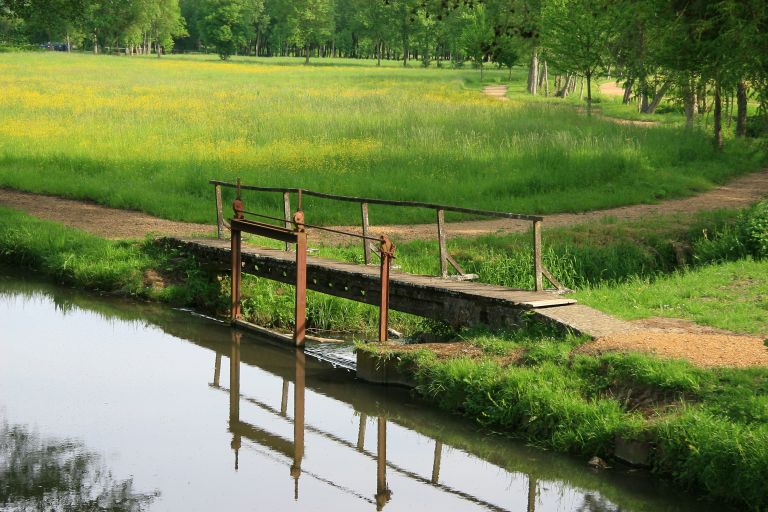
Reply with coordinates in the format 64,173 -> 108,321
460,4 -> 493,80
198,0 -> 257,59
541,0 -> 614,113
286,0 -> 334,64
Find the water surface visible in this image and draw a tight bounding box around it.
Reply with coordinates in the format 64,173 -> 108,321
0,275 -> 724,511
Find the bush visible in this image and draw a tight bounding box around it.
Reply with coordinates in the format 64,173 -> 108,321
740,200 -> 768,258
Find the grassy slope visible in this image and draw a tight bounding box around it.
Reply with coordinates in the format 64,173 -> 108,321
0,52 -> 764,225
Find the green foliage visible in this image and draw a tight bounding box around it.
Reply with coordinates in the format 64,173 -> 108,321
198,0 -> 259,60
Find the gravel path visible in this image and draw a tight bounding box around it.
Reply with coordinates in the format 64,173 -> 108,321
2,169 -> 767,243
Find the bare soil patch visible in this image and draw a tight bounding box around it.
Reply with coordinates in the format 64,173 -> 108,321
375,341 -> 523,366
577,331 -> 768,368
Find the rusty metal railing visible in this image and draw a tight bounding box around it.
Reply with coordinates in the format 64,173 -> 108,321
227,180 -> 396,344
211,179 -> 564,292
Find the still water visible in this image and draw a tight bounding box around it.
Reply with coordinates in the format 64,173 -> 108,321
0,274 -> 723,511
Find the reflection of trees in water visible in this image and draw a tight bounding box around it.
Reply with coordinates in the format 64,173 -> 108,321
576,493 -> 619,512
0,421 -> 158,511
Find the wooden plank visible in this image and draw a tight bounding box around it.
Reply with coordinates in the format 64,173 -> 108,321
533,220 -> 543,292
283,192 -> 292,252
437,209 -> 448,278
215,184 -> 224,239
361,202 -> 371,265
231,218 -> 298,244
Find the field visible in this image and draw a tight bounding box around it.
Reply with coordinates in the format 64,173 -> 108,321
0,52 -> 764,225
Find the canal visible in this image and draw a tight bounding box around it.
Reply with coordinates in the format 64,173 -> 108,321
0,273 -> 722,511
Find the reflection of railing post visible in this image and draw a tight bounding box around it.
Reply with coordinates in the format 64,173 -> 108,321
213,353 -> 221,387
357,414 -> 367,451
378,236 -> 395,342
229,332 -> 241,470
280,379 -> 289,417
527,476 -> 537,512
375,417 -> 392,511
291,349 -> 306,500
431,441 -> 443,484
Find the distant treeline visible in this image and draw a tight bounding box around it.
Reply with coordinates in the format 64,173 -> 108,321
2,0 -> 767,144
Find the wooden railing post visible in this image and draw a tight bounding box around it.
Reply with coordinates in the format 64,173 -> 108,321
230,228 -> 242,320
283,192 -> 292,252
533,220 -> 543,291
361,202 -> 371,265
436,209 -> 448,278
378,236 -> 395,342
215,184 -> 224,239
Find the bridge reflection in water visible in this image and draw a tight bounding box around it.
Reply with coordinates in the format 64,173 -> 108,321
212,333 -> 538,512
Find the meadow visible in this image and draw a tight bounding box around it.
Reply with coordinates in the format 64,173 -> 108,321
0,52 -> 764,225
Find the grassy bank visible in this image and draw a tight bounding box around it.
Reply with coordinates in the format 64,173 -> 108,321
0,52 -> 764,225
358,333 -> 768,509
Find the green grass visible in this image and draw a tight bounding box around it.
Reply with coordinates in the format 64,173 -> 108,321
576,258 -> 768,336
0,52 -> 764,226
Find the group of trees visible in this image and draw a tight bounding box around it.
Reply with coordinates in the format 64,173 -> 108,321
2,0 -> 767,142
0,0 -> 186,55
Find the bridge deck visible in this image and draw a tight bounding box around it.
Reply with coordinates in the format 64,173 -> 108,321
164,237 -> 576,330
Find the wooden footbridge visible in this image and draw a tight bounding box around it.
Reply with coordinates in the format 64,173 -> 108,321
162,180 -> 636,342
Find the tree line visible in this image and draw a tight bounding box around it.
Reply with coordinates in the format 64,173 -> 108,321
2,0 -> 767,143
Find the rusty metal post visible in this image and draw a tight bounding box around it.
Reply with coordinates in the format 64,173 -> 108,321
294,211 -> 307,346
378,236 -> 395,342
291,348 -> 305,498
361,202 -> 371,265
533,220 -> 543,291
436,209 -> 448,278
527,476 -> 537,512
283,192 -> 292,252
230,228 -> 242,321
215,184 -> 224,239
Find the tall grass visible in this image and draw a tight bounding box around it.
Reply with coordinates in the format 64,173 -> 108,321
0,52 -> 763,225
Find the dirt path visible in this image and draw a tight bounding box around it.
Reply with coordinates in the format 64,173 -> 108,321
2,169 -> 768,244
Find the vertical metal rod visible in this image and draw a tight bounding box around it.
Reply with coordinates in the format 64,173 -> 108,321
533,220 -> 543,292
379,248 -> 391,343
291,348 -> 306,499
230,229 -> 242,321
215,184 -> 224,239
431,441 -> 443,484
280,379 -> 289,417
294,224 -> 307,347
283,192 -> 292,252
213,353 -> 222,387
437,209 -> 448,278
361,202 -> 371,265
356,413 -> 367,451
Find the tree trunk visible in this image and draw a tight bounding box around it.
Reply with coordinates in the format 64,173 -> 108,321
683,78 -> 695,130
527,48 -> 539,95
579,77 -> 584,100
736,80 -> 748,137
305,44 -> 310,65
543,61 -> 549,97
645,81 -> 671,114
377,40 -> 382,67
713,82 -> 723,149
586,71 -> 593,115
66,33 -> 71,52
622,79 -> 633,104
93,33 -> 98,54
